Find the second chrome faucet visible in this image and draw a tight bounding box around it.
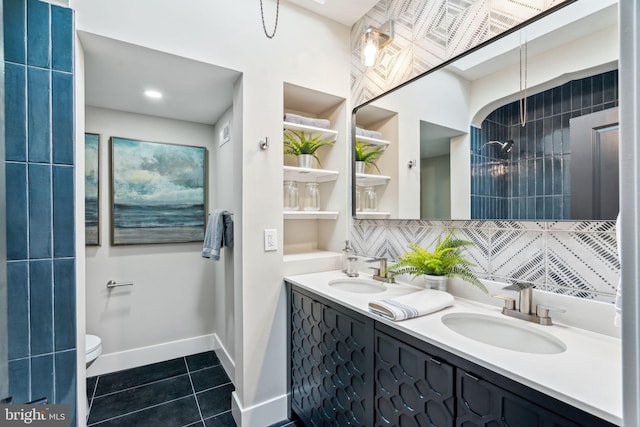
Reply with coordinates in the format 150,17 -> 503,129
366,257 -> 395,283
495,282 -> 564,326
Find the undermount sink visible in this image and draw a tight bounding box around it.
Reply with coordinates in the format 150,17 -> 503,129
328,278 -> 387,294
441,313 -> 567,354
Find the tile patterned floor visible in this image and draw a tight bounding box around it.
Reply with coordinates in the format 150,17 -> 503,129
86,351 -> 235,426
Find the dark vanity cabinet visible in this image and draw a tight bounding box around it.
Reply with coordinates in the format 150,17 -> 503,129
456,368 -> 580,427
287,283 -> 617,427
290,286 -> 375,426
374,331 -> 455,426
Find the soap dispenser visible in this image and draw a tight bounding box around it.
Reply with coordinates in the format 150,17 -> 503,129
342,240 -> 353,273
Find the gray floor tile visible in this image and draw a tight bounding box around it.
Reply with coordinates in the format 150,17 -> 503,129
197,383 -> 234,419
88,374 -> 192,424
94,357 -> 187,396
190,365 -> 231,392
88,395 -> 201,427
186,351 -> 221,371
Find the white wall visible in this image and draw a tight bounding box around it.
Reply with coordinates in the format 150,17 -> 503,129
365,69 -> 471,218
71,1 -> 351,425
210,101 -> 238,377
469,24 -> 618,126
84,106 -> 220,375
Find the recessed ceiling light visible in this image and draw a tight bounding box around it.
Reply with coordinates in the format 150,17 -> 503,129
144,90 -> 163,99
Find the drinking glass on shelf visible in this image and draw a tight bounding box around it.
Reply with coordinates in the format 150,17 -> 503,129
363,186 -> 377,212
284,181 -> 299,210
355,186 -> 362,211
303,182 -> 321,211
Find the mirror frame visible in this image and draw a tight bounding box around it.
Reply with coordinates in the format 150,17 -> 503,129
351,0 -> 581,220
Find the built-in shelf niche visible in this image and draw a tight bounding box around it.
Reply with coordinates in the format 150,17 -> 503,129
354,104 -> 399,217
283,83 -> 348,261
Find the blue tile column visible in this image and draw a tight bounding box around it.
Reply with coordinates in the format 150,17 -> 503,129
4,0 -> 76,421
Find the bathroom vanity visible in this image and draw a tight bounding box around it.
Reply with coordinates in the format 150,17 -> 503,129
285,271 -> 621,426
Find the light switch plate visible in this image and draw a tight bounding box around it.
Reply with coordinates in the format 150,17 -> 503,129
264,229 -> 278,251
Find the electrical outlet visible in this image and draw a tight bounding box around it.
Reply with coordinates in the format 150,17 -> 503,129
264,229 -> 278,251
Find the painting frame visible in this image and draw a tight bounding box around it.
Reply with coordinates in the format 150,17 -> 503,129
109,136 -> 208,246
85,133 -> 101,246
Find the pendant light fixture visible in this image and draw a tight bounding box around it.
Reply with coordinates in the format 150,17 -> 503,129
360,21 -> 394,67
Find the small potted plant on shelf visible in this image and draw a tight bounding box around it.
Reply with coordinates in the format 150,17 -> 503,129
384,231 -> 488,293
284,129 -> 335,168
355,141 -> 384,174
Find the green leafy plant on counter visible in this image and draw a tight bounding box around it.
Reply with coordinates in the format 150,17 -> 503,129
384,231 -> 488,293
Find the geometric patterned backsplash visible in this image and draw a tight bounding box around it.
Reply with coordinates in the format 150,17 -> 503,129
351,219 -> 619,303
351,0 -> 569,104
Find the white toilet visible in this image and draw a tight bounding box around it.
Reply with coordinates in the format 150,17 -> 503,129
86,334 -> 102,366
85,334 -> 103,418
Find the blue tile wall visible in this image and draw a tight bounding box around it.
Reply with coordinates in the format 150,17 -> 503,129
5,63 -> 26,161
26,0 -> 49,68
6,262 -> 28,360
6,163 -> 28,260
27,67 -> 50,163
4,0 -> 76,413
4,0 -> 26,64
471,70 -> 619,220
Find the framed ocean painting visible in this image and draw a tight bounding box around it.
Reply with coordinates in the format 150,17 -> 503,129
85,133 -> 101,245
109,137 -> 207,245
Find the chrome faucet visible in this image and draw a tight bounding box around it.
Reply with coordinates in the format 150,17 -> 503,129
494,283 -> 565,326
366,257 -> 395,283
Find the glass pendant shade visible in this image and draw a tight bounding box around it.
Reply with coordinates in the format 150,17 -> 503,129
361,28 -> 379,67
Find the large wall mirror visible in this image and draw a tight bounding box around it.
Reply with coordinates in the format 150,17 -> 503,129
352,0 -> 618,221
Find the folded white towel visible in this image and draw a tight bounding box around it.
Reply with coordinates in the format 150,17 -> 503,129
369,289 -> 454,321
284,113 -> 331,129
355,126 -> 383,140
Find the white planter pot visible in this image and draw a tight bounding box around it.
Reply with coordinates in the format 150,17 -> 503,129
355,161 -> 365,174
298,154 -> 314,169
424,275 -> 448,291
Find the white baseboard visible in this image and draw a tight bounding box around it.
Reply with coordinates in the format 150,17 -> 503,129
231,391 -> 288,427
86,334 -> 216,377
212,333 -> 235,383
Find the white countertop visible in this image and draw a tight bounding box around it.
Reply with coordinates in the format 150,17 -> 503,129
285,270 -> 623,426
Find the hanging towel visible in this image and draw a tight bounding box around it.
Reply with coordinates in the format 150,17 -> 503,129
614,213 -> 622,327
368,289 -> 454,321
202,209 -> 234,261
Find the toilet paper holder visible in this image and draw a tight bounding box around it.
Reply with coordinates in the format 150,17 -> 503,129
106,280 -> 134,289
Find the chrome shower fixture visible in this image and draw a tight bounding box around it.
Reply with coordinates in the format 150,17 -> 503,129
479,140 -> 515,155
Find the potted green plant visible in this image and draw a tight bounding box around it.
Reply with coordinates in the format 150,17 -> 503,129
384,231 -> 488,293
355,141 -> 384,174
284,129 -> 335,168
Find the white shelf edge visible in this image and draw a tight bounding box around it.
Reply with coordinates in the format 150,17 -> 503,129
283,121 -> 338,142
355,173 -> 391,187
355,211 -> 391,219
284,166 -> 339,183
355,135 -> 391,147
283,250 -> 342,262
284,210 -> 339,220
